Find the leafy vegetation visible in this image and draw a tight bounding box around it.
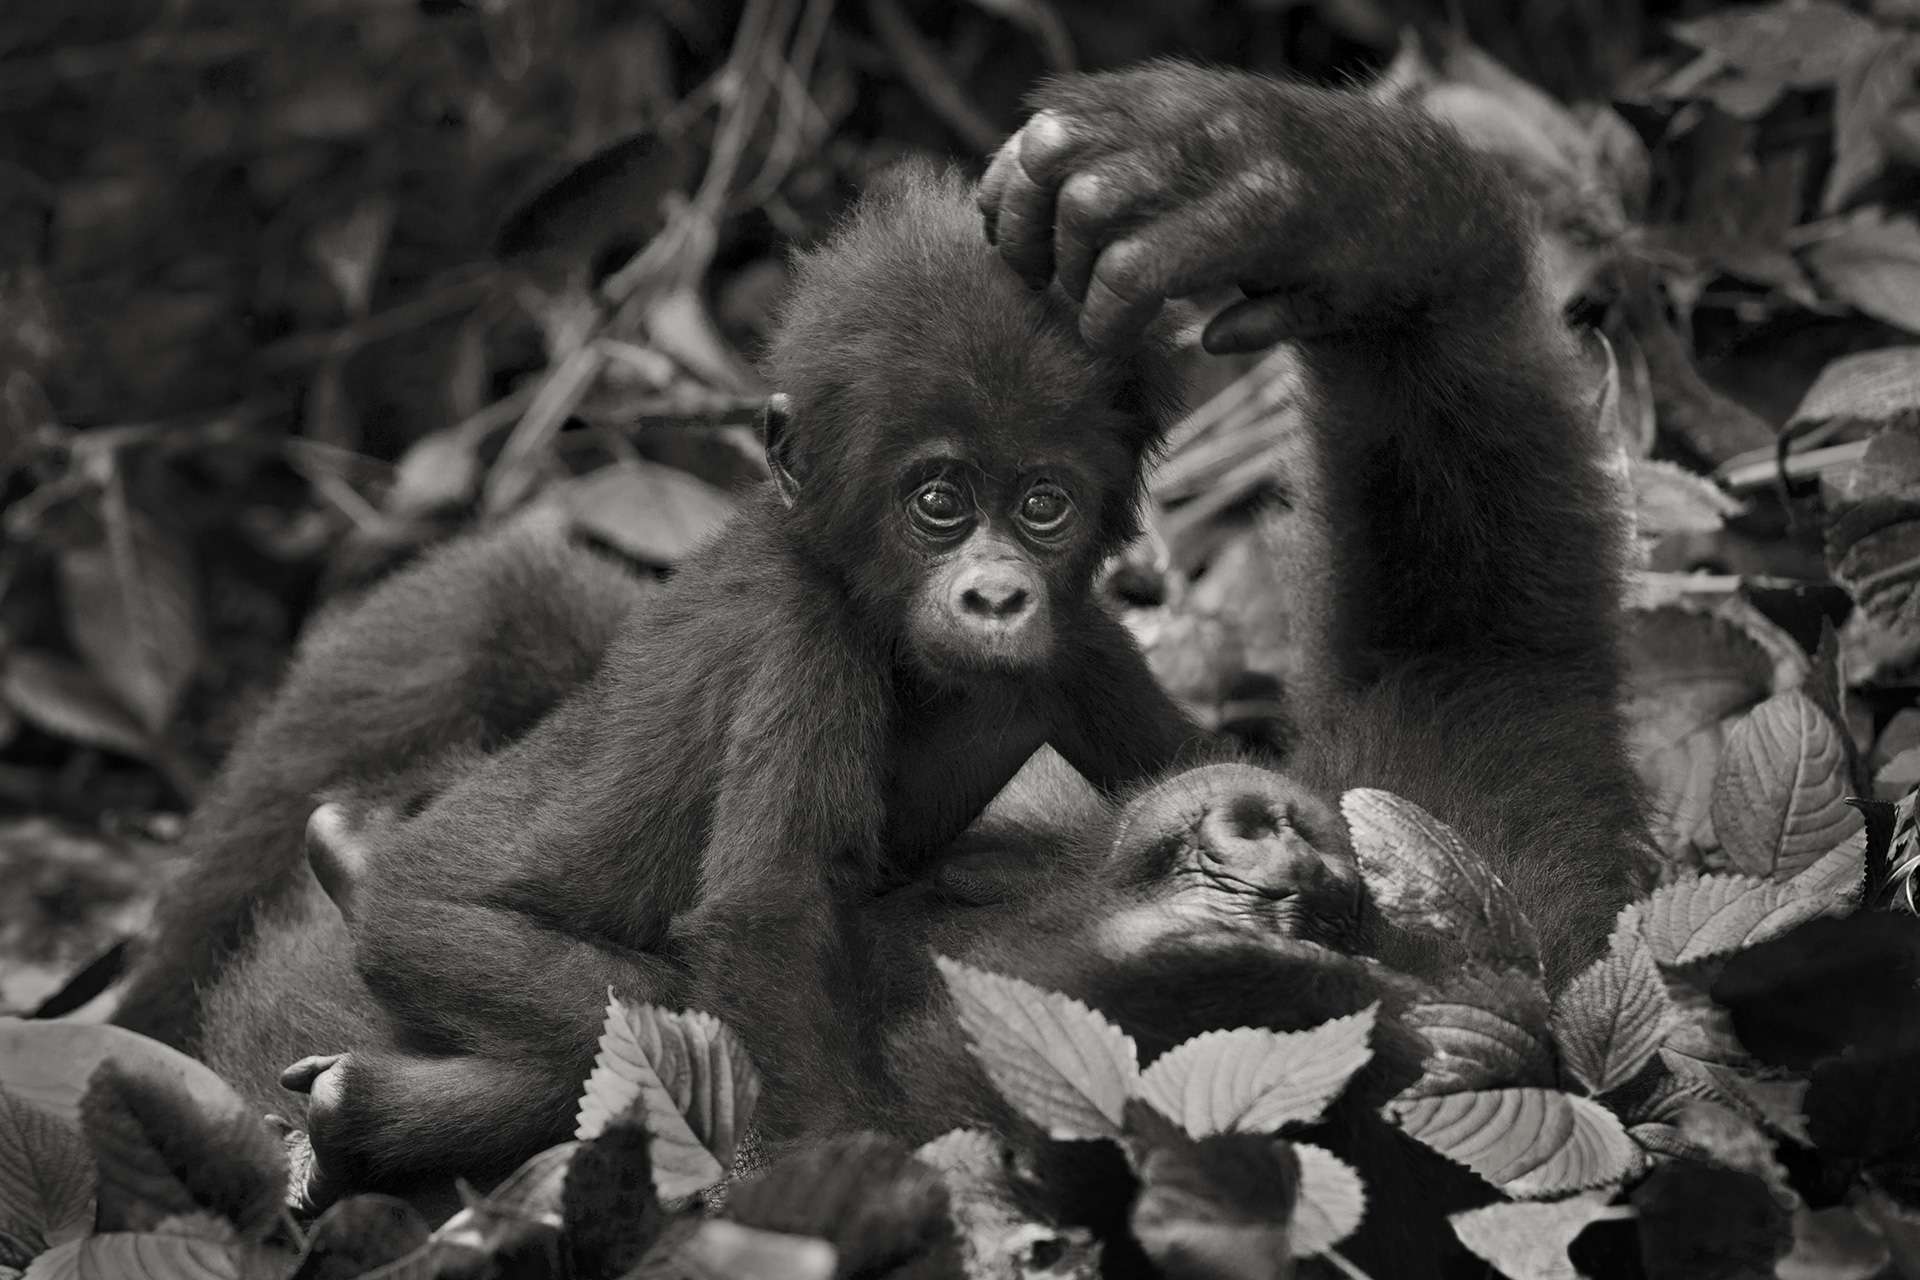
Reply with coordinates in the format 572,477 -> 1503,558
5,0 -> 1920,1275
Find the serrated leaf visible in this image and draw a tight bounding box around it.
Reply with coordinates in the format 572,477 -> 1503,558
1450,1191 -> 1620,1280
1389,1089 -> 1637,1198
1401,968 -> 1555,1097
1619,834 -> 1864,966
0,1088 -> 92,1257
935,956 -> 1137,1142
0,1022 -> 244,1133
1290,1143 -> 1366,1257
1342,789 -> 1540,972
574,993 -> 756,1197
1134,1007 -> 1375,1138
1553,940 -> 1673,1095
22,1233 -> 274,1280
1711,692 -> 1863,878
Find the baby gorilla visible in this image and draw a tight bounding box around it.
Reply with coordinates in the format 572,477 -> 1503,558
119,161 -> 1209,1194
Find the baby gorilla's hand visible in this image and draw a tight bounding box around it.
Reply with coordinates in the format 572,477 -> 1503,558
978,64 -> 1530,353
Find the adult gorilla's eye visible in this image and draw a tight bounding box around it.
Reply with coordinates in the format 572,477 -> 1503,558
1020,483 -> 1073,534
910,482 -> 970,533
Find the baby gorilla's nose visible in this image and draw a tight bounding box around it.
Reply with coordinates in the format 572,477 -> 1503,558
956,570 -> 1031,621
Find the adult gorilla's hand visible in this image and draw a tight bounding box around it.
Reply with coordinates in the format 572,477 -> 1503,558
977,63 -> 1530,353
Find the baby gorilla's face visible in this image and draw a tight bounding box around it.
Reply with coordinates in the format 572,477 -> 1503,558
1096,763 -> 1366,957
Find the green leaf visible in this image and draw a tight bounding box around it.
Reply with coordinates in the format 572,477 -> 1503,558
0,1088 -> 93,1258
1671,2 -> 1883,88
55,510 -> 201,737
1711,692 -> 1862,878
559,461 -> 735,568
1133,1006 -> 1375,1138
1389,1088 -> 1637,1198
561,1122 -> 663,1279
1401,968 -> 1555,1097
1341,789 -> 1540,972
21,1233 -> 281,1280
574,993 -> 755,1197
1290,1143 -> 1366,1258
1450,1191 -> 1622,1280
1552,940 -> 1673,1095
934,956 -> 1138,1142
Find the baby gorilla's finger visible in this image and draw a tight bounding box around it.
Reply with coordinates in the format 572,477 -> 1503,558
1052,157 -> 1160,305
989,112 -> 1082,289
1078,209 -> 1244,352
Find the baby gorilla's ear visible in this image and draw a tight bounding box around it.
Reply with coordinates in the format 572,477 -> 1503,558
760,392 -> 804,508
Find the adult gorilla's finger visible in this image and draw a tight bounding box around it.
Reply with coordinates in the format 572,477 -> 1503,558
306,802 -> 368,922
1077,206 -> 1242,351
988,111 -> 1082,289
1052,157 -> 1158,305
977,141 -> 1017,244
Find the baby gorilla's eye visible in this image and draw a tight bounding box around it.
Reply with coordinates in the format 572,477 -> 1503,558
1019,483 -> 1074,535
910,481 -> 970,533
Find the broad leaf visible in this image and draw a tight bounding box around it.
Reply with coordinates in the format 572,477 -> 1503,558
1341,789 -> 1539,972
0,652 -> 151,761
935,956 -> 1137,1142
1401,968 -> 1554,1097
56,512 -> 201,737
79,1059 -> 285,1239
727,1134 -> 954,1278
574,993 -> 756,1196
1671,2 -> 1883,88
1390,1089 -> 1637,1198
1828,496 -> 1920,636
1133,1006 -> 1375,1137
22,1233 -> 278,1280
0,1088 -> 92,1258
1618,833 -> 1864,965
1807,209 -> 1920,335
0,1023 -> 243,1136
1711,692 -> 1862,878
1290,1143 -> 1366,1258
562,1122 -> 664,1278
1450,1191 -> 1622,1280
1552,938 -> 1673,1095
559,461 -> 735,568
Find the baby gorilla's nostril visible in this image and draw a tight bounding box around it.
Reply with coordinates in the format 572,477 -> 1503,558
961,582 -> 1030,619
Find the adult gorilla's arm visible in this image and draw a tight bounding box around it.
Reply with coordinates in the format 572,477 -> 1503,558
977,65 -> 1645,974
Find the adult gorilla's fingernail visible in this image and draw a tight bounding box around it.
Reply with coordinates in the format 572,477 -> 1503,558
1016,112 -> 1074,173
1201,300 -> 1289,355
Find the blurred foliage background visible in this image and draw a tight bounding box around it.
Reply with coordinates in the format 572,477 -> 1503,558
3,0 -> 1920,1013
